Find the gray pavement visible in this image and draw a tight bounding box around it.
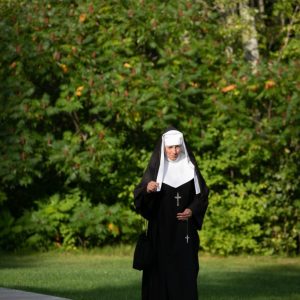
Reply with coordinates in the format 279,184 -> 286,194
0,288 -> 71,300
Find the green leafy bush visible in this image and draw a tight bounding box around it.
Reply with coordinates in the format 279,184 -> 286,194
0,189 -> 141,250
0,0 -> 299,254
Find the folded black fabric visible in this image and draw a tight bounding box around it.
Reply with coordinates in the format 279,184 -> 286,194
133,232 -> 153,271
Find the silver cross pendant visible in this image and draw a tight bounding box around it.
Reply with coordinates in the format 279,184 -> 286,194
185,235 -> 190,244
174,192 -> 181,207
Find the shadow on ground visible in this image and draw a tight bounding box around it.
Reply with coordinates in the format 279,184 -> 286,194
1,255 -> 300,300
5,264 -> 300,300
200,264 -> 300,300
1,284 -> 140,300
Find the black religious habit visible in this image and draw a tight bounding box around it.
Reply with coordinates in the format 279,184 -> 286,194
133,127 -> 209,300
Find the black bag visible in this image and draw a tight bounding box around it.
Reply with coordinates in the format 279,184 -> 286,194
132,231 -> 153,271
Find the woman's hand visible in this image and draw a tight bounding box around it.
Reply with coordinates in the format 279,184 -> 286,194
177,208 -> 192,221
147,181 -> 159,193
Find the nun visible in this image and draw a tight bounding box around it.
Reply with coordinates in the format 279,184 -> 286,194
134,127 -> 209,300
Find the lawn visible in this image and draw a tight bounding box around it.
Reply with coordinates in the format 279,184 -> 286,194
0,249 -> 299,300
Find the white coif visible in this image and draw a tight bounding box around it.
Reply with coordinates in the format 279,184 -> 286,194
156,129 -> 200,194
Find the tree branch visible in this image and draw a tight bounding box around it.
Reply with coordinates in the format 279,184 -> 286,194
277,5 -> 300,62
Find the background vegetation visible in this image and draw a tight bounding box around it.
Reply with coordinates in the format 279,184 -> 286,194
0,0 -> 299,255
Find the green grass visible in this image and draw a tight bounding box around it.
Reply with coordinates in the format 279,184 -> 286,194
0,249 -> 299,300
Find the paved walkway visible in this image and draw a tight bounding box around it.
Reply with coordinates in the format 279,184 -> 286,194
0,288 -> 71,300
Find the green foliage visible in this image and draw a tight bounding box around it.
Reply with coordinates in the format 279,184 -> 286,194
0,0 -> 299,254
199,60 -> 300,255
0,189 -> 141,250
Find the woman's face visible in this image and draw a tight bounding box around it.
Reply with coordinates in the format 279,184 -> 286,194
165,145 -> 181,161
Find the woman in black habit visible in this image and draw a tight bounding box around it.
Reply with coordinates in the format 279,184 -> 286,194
134,127 -> 209,300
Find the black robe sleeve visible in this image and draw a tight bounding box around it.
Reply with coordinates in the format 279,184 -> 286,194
186,143 -> 210,230
134,184 -> 159,220
188,178 -> 209,230
134,139 -> 161,220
